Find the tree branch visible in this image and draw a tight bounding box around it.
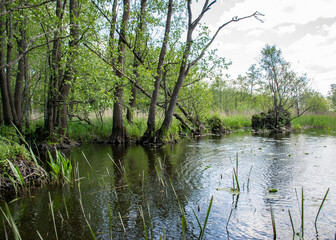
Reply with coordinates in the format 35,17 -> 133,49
187,11 -> 264,72
0,26 -> 72,69
0,0 -> 56,16
90,0 -> 146,66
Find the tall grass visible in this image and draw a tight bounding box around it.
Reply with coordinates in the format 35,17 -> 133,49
67,116 -> 181,142
292,114 -> 336,130
0,203 -> 22,240
220,115 -> 252,129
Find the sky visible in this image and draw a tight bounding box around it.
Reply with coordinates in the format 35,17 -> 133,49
195,0 -> 336,96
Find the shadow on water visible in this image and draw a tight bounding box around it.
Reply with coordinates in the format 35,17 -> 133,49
1,131 -> 336,239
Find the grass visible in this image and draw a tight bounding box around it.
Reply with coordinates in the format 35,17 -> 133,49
0,137 -> 31,168
220,115 -> 252,129
67,116 -> 182,142
291,114 -> 336,130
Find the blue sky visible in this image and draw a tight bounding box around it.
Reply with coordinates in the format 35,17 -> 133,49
195,0 -> 336,95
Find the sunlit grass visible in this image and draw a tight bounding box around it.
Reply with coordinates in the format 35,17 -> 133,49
292,114 -> 336,130
220,115 -> 252,129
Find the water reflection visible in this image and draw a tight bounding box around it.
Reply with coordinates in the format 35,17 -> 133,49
1,132 -> 336,239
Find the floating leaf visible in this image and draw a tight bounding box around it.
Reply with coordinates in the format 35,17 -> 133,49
268,188 -> 278,193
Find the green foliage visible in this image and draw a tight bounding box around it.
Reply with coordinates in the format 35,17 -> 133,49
251,108 -> 291,131
206,115 -> 229,134
48,150 -> 73,185
291,114 -> 336,130
0,137 -> 31,168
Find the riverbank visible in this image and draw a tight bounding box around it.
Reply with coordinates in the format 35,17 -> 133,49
0,137 -> 48,197
2,114 -> 336,145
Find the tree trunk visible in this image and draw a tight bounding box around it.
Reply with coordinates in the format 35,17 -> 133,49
44,0 -> 63,138
14,9 -> 27,131
110,0 -> 130,144
155,0 -> 210,142
126,0 -> 147,124
0,4 -> 12,124
56,0 -> 79,138
6,12 -> 19,127
140,0 -> 173,143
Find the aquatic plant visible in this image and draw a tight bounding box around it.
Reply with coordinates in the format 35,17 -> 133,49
192,196 -> 214,240
315,188 -> 330,235
270,204 -> 276,239
232,153 -> 240,193
0,203 -> 22,240
48,149 -> 73,185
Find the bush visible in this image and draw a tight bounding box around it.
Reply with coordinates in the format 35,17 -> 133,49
206,115 -> 230,134
251,108 -> 291,131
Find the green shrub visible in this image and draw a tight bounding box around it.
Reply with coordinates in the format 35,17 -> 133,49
0,137 -> 30,168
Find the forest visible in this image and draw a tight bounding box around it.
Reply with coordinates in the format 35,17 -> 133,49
0,0 -> 334,145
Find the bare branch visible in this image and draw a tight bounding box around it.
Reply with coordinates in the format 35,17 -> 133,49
187,11 -> 264,72
191,0 -> 216,29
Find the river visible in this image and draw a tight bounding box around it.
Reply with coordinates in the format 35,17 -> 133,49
1,130 -> 336,239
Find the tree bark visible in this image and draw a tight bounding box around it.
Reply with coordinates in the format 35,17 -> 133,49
56,0 -> 79,138
0,3 -> 12,124
110,0 -> 130,144
44,0 -> 63,138
155,0 -> 208,141
14,7 -> 27,131
6,11 -> 19,127
140,0 -> 173,143
126,0 -> 147,123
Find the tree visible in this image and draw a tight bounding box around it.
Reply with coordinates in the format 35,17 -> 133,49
56,0 -> 80,137
154,0 -> 263,142
246,63 -> 261,96
257,44 -> 310,130
126,0 -> 147,124
329,84 -> 336,110
140,0 -> 173,143
110,0 -> 131,144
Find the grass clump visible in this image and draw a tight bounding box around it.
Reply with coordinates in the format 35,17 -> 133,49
221,115 -> 251,129
0,137 -> 30,168
292,114 -> 336,130
0,136 -> 48,195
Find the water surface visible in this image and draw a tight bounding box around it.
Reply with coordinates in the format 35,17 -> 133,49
1,131 -> 336,239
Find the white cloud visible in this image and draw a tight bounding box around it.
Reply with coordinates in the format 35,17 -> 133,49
197,0 -> 336,95
216,0 -> 336,31
247,28 -> 264,36
277,25 -> 296,35
286,33 -> 336,95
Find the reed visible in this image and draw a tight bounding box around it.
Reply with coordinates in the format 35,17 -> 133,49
301,187 -> 304,238
288,210 -> 295,238
315,188 -> 330,234
231,153 -> 240,193
48,192 -> 58,240
48,149 -> 73,185
270,204 -> 276,239
79,199 -> 97,240
169,178 -> 187,239
220,114 -> 252,129
107,203 -> 113,240
0,203 -> 22,240
139,205 -> 149,240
